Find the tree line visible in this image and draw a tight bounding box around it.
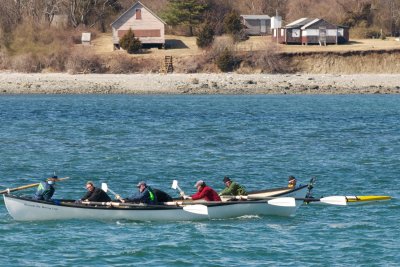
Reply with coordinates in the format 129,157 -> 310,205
1,0 -> 399,73
1,0 -> 400,37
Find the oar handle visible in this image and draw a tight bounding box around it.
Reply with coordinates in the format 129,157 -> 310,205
108,188 -> 118,197
68,200 -> 190,208
0,177 -> 70,195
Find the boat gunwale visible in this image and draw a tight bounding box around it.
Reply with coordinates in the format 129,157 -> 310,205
3,194 -> 286,211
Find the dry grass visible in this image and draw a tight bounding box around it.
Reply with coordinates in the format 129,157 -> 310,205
0,49 -> 9,70
91,33 -> 400,59
11,53 -> 40,72
89,33 -> 400,74
278,37 -> 400,53
66,47 -> 106,74
292,51 -> 400,74
3,28 -> 400,74
239,42 -> 294,74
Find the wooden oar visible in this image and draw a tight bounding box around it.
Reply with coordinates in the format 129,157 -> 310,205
69,200 -> 209,215
0,177 -> 70,195
230,195 -> 349,206
171,180 -> 185,195
101,183 -> 119,198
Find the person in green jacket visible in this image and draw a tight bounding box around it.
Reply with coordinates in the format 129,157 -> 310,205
219,176 -> 247,196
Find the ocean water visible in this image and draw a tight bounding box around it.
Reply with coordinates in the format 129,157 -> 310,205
0,94 -> 399,266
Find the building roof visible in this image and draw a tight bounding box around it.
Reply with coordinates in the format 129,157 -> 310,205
241,15 -> 271,20
285,18 -> 315,28
285,18 -> 348,29
110,1 -> 166,27
301,18 -> 323,29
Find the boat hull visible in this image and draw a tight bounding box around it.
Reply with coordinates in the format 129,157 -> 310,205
4,186 -> 308,221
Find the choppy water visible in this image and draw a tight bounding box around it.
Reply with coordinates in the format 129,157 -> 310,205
0,95 -> 399,266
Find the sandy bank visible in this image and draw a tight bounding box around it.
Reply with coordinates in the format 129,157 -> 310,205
0,72 -> 400,94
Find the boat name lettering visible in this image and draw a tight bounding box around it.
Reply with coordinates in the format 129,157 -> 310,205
23,203 -> 58,210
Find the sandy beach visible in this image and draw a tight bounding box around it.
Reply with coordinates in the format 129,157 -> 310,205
1,72 -> 400,94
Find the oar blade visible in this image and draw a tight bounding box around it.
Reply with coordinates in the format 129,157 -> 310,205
183,204 -> 209,215
320,196 -> 348,206
267,197 -> 296,207
101,183 -> 108,193
171,180 -> 178,190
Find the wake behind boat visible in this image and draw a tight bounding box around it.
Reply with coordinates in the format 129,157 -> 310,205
3,185 -> 309,221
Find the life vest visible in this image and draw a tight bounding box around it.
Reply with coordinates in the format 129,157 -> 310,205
147,186 -> 157,204
149,189 -> 155,201
34,181 -> 54,200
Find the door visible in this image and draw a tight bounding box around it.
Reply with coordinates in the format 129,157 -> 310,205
260,20 -> 267,34
319,27 -> 327,45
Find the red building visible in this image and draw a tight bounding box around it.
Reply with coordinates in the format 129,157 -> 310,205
272,18 -> 349,45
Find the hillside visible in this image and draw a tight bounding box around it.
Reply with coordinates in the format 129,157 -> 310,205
90,34 -> 400,74
92,34 -> 400,56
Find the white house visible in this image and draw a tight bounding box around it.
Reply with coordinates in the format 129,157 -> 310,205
110,1 -> 166,49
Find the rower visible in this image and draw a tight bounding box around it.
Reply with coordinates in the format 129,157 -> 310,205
182,180 -> 221,201
219,176 -> 247,196
78,181 -> 111,203
33,175 -> 58,201
116,181 -> 158,204
288,176 -> 297,188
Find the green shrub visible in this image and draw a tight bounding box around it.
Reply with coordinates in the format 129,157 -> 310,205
216,47 -> 235,72
119,29 -> 141,54
196,23 -> 215,48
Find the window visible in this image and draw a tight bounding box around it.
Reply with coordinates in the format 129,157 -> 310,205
135,9 -> 142,19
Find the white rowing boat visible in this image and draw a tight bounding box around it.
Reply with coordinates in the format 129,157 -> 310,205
3,185 -> 309,221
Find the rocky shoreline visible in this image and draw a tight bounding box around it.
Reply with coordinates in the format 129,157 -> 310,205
1,72 -> 400,94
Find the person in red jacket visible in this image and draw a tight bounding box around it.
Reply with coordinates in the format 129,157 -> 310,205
185,180 -> 221,201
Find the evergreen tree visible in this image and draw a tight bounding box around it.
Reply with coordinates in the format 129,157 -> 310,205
119,29 -> 141,54
223,10 -> 247,42
196,23 -> 215,48
163,0 -> 208,36
223,10 -> 243,35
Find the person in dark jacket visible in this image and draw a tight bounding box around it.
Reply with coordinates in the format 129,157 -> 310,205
80,181 -> 111,202
33,175 -> 58,201
153,188 -> 173,202
219,176 -> 247,196
116,181 -> 157,204
183,180 -> 221,201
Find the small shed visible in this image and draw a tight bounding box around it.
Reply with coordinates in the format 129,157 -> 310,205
272,18 -> 349,45
241,15 -> 271,35
81,32 -> 91,46
110,1 -> 166,49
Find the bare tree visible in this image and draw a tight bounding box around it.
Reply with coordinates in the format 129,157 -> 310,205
62,0 -> 121,29
44,0 -> 64,24
0,0 -> 21,46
